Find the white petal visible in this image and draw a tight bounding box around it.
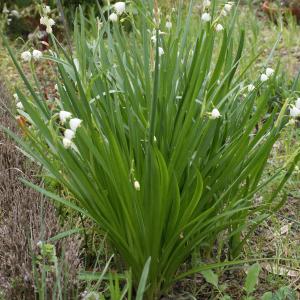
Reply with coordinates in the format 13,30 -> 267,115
32,49 -> 42,60
64,129 -> 75,140
59,111 -> 72,123
215,24 -> 224,32
260,74 -> 268,82
63,138 -> 73,149
158,47 -> 164,57
21,51 -> 32,62
134,180 -> 140,191
114,2 -> 126,15
201,13 -> 211,22
266,67 -> 274,77
16,102 -> 24,110
248,84 -> 255,92
211,108 -> 221,119
108,13 -> 118,22
69,118 -> 82,132
166,21 -> 172,29
290,106 -> 300,118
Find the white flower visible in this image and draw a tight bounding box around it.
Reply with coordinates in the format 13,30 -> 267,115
40,16 -> 55,33
215,24 -> 224,32
151,35 -> 157,43
13,93 -> 19,101
59,111 -> 72,123
201,12 -> 211,22
37,240 -> 43,247
10,10 -> 20,18
69,118 -> 82,132
203,0 -> 211,8
54,84 -> 58,91
296,98 -> 300,109
108,13 -> 118,22
221,9 -> 227,16
158,47 -> 164,57
21,51 -> 32,62
134,180 -> 140,191
265,67 -> 274,77
64,129 -> 75,140
290,106 -> 300,118
63,138 -> 73,149
42,5 -> 51,15
166,21 -> 172,29
114,2 -> 126,15
211,108 -> 221,119
2,4 -> 9,14
260,74 -> 268,82
224,2 -> 233,12
248,84 -> 255,92
32,49 -> 42,61
16,102 -> 24,110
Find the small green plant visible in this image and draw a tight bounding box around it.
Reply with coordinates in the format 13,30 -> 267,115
3,0 -> 300,298
201,263 -> 297,300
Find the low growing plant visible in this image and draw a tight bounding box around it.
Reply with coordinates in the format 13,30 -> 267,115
3,0 -> 300,298
201,263 -> 297,300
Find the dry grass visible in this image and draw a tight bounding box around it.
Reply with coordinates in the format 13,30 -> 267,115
0,78 -> 82,299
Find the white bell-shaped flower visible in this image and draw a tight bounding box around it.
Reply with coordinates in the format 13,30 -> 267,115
114,2 -> 126,15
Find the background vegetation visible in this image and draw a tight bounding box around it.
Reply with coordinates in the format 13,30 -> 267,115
0,0 -> 299,299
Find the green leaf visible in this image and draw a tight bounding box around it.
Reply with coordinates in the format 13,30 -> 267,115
201,269 -> 219,288
136,257 -> 151,300
244,263 -> 261,295
261,292 -> 273,300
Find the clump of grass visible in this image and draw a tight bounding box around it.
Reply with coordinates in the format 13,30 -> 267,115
3,0 -> 300,298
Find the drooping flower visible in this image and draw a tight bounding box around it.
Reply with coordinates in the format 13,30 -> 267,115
16,102 -> 24,110
265,67 -> 274,77
134,180 -> 140,191
296,98 -> 300,109
63,138 -> 73,149
13,93 -> 19,101
290,105 -> 300,118
59,111 -> 72,124
203,0 -> 211,8
166,21 -> 172,29
158,47 -> 164,57
10,10 -> 20,18
40,16 -> 55,33
151,35 -> 157,43
215,24 -> 224,32
108,13 -> 118,22
248,84 -> 255,92
114,2 -> 126,15
42,5 -> 51,15
32,49 -> 43,61
211,108 -> 221,119
221,9 -> 227,16
21,51 -> 32,62
260,74 -> 268,82
2,4 -> 9,14
201,12 -> 211,22
64,129 -> 75,140
224,2 -> 234,12
69,118 -> 82,132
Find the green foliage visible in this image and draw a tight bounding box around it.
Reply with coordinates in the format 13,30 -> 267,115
3,0 -> 300,298
244,263 -> 261,295
202,264 -> 297,300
